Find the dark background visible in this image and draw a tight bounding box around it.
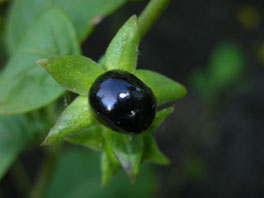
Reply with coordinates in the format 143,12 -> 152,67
1,0 -> 264,197
85,1 -> 264,196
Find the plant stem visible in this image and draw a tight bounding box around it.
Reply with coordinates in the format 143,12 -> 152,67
138,0 -> 171,38
10,160 -> 31,196
29,143 -> 63,198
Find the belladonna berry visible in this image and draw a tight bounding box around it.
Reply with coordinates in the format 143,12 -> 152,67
89,70 -> 156,134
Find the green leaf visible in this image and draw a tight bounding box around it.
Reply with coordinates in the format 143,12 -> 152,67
0,115 -> 34,180
104,15 -> 140,72
190,42 -> 245,101
0,7 -> 80,115
5,0 -> 126,55
43,96 -> 94,145
208,42 -> 244,89
189,69 -> 209,98
38,55 -> 104,96
141,108 -> 173,165
135,69 -> 187,106
144,107 -> 174,135
103,128 -> 144,183
66,124 -> 104,151
143,135 -> 170,165
0,15 -> 4,64
45,146 -> 157,198
101,152 -> 120,186
55,0 -> 126,41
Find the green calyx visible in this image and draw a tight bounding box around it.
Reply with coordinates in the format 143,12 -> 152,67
37,15 -> 186,184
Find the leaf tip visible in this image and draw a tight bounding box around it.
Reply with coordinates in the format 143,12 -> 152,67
182,85 -> 188,97
114,154 -> 139,184
130,14 -> 138,21
40,139 -> 49,146
130,175 -> 137,184
176,84 -> 188,99
91,15 -> 105,26
129,15 -> 139,30
36,59 -> 49,69
125,165 -> 139,184
125,166 -> 138,184
101,179 -> 109,187
167,106 -> 174,114
160,157 -> 171,166
40,134 -> 52,146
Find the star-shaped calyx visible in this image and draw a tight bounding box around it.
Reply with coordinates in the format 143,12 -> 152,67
37,15 -> 186,185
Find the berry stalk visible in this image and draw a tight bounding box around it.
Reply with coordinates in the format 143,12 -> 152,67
138,0 -> 171,38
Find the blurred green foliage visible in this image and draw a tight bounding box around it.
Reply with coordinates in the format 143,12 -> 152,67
0,115 -> 45,180
183,156 -> 207,181
0,13 -> 5,67
46,146 -> 158,198
5,0 -> 125,55
236,6 -> 260,31
190,42 -> 245,102
0,8 -> 80,114
0,0 -> 128,187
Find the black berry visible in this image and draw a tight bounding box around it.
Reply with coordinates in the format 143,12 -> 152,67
89,70 -> 156,134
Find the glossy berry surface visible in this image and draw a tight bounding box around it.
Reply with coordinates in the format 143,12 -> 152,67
89,70 -> 156,134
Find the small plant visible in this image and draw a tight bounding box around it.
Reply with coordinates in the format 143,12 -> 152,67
0,0 -> 186,196
37,13 -> 186,184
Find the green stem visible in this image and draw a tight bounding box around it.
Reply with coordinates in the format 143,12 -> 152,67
10,160 -> 31,196
138,0 -> 171,38
29,143 -> 63,198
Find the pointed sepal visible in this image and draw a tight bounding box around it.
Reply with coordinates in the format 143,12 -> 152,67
135,69 -> 187,105
38,55 -> 104,95
143,135 -> 170,165
144,107 -> 174,135
103,127 -> 143,183
101,152 -> 121,186
104,15 -> 140,72
42,96 -> 94,145
66,124 -> 104,151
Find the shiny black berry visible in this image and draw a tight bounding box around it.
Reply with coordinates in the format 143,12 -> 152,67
89,69 -> 156,134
